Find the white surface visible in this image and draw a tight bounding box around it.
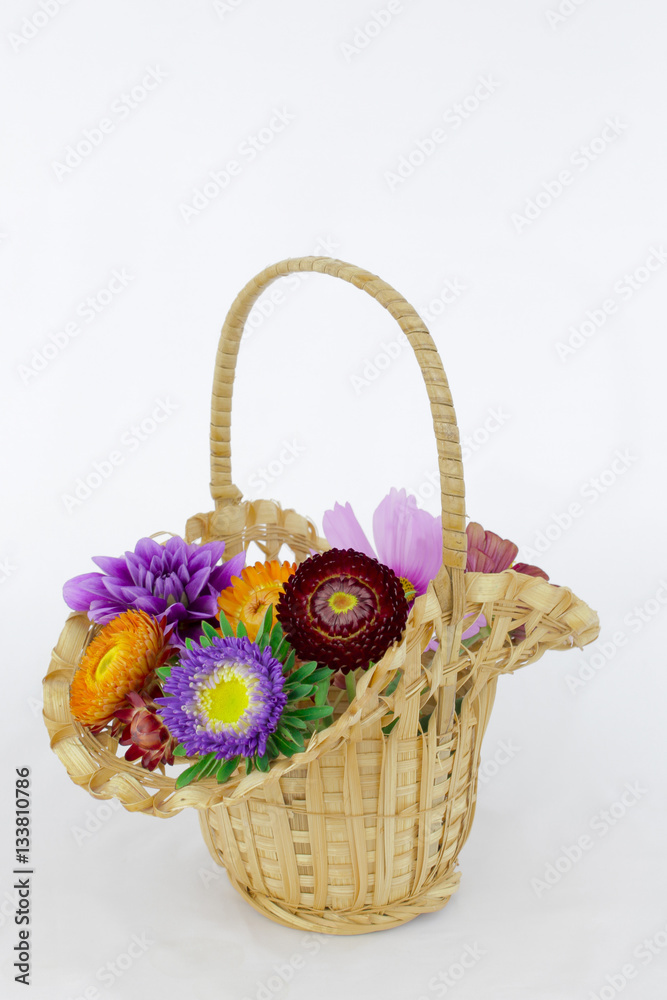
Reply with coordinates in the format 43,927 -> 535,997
2,1 -> 666,998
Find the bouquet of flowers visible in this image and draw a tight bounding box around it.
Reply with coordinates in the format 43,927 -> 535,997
64,489 -> 548,788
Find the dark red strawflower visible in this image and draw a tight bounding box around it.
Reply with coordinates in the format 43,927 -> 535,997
112,691 -> 176,771
276,548 -> 409,673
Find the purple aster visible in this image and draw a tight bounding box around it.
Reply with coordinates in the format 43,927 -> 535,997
63,536 -> 245,647
155,636 -> 287,760
322,489 -> 442,605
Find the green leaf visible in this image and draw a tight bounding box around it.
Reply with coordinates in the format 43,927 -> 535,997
273,638 -> 290,663
272,731 -> 300,756
175,753 -> 216,789
175,765 -> 199,790
185,638 -> 194,651
200,637 -> 213,648
462,625 -> 491,648
283,683 -> 313,700
281,649 -> 296,675
245,757 -> 253,775
236,620 -> 248,639
313,677 -> 330,708
155,664 -> 172,681
289,705 -> 333,721
280,714 -> 307,730
455,697 -> 463,716
255,754 -> 270,772
382,670 -> 402,697
278,726 -> 305,752
382,717 -> 399,736
255,605 -> 274,650
309,668 -> 332,686
173,743 -> 188,756
269,620 -> 284,655
419,712 -> 433,732
284,660 -> 317,685
199,754 -> 221,779
215,756 -> 240,783
201,621 -> 219,640
218,610 -> 235,638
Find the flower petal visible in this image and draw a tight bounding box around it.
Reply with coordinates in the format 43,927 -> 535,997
62,572 -> 107,611
466,522 -> 518,574
373,489 -> 441,594
322,502 -> 375,559
513,562 -> 549,581
212,551 -> 246,591
184,566 -> 211,603
90,556 -> 133,583
462,611 -> 487,641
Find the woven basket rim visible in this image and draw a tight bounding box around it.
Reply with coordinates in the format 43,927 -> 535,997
43,510 -> 600,817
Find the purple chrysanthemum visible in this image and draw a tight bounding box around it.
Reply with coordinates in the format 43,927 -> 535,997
63,536 -> 245,647
155,636 -> 287,759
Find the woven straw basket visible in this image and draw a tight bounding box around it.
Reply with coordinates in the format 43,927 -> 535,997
44,257 -> 600,934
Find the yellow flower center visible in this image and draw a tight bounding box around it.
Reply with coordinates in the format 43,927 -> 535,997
94,645 -> 120,681
242,585 -> 281,628
328,590 -> 358,614
198,666 -> 256,727
399,577 -> 416,603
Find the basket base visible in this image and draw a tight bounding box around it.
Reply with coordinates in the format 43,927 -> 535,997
226,877 -> 456,936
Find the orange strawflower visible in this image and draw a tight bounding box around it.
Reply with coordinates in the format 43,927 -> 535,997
217,560 -> 296,640
69,610 -> 173,728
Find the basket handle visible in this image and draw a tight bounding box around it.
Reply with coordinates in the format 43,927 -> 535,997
210,256 -> 467,615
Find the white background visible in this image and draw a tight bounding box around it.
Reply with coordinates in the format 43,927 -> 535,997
2,1 -> 666,998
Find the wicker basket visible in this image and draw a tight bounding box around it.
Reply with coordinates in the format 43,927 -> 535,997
43,256 -> 600,934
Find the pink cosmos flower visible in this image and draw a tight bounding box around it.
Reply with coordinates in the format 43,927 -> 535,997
323,488 -> 442,605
